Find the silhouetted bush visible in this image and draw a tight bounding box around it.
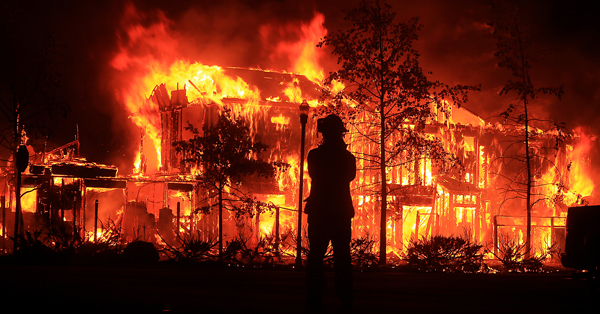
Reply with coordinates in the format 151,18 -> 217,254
350,235 -> 378,270
404,235 -> 486,272
11,218 -> 127,265
12,229 -> 57,263
224,233 -> 285,267
488,235 -> 546,273
281,227 -> 319,266
122,241 -> 159,264
12,224 -> 84,264
159,230 -> 218,262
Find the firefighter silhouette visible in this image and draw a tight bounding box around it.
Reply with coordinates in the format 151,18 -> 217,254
304,114 -> 356,308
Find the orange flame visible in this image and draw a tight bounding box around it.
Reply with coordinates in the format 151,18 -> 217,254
567,127 -> 594,203
106,3 -> 600,260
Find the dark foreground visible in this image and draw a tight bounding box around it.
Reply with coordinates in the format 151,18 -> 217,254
0,262 -> 597,313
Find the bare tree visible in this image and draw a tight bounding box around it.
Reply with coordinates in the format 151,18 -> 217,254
489,2 -> 563,256
318,0 -> 477,264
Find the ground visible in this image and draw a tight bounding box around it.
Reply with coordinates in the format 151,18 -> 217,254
0,261 -> 597,313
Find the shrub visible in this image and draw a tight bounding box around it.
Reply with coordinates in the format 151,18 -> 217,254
159,230 -> 218,262
283,230 -> 377,270
404,234 -> 486,272
12,229 -> 57,262
224,233 -> 285,267
350,235 -> 378,270
12,218 -> 127,264
489,235 -> 546,273
122,241 -> 160,264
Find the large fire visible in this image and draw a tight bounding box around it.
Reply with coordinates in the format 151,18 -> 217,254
105,4 -> 596,258
1,4 -> 595,262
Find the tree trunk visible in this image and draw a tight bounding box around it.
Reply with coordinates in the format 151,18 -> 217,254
377,0 -> 388,265
524,95 -> 532,258
519,31 -> 532,258
218,186 -> 223,262
379,94 -> 387,265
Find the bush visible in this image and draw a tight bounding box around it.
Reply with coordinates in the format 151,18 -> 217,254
404,235 -> 486,272
283,230 -> 377,270
159,230 -> 218,263
489,235 -> 546,273
122,241 -> 159,264
350,235 -> 378,270
224,233 -> 285,267
12,229 -> 58,263
12,218 -> 126,265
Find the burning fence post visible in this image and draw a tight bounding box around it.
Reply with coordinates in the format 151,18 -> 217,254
94,199 -> 99,242
176,202 -> 180,236
415,211 -> 421,241
275,206 -> 280,249
493,215 -> 498,257
73,195 -> 78,237
296,100 -> 310,268
1,196 -> 5,245
61,179 -> 65,223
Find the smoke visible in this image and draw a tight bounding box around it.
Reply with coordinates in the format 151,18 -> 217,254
5,0 -> 598,177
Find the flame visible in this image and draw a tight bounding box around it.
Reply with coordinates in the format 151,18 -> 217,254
105,3 -> 600,261
283,78 -> 303,103
110,4 -> 331,174
20,188 -> 37,213
270,114 -> 290,125
567,127 -> 594,200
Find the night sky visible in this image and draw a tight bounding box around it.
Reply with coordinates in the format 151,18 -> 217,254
1,0 -> 599,174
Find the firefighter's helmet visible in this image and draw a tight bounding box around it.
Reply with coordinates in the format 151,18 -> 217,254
317,114 -> 348,135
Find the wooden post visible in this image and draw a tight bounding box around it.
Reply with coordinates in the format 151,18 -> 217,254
475,193 -> 481,241
73,193 -> 78,237
1,196 -> 5,242
415,211 -> 421,242
551,216 -> 555,248
275,206 -> 280,248
94,199 -> 99,242
396,201 -> 403,250
61,179 -> 65,225
190,191 -> 195,233
425,213 -> 433,238
255,211 -> 261,244
81,180 -> 85,235
450,193 -> 455,235
176,202 -> 180,236
432,185 -> 437,236
493,215 -> 498,256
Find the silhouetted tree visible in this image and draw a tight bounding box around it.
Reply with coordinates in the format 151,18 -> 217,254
174,109 -> 286,261
318,0 -> 477,264
489,2 -> 564,257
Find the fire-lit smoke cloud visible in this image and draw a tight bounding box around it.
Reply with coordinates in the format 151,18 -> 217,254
103,1 -> 600,204
5,0 -> 598,177
259,12 -> 328,83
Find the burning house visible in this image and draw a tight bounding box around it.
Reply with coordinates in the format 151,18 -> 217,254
1,63 -> 593,261
0,2 -> 596,262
